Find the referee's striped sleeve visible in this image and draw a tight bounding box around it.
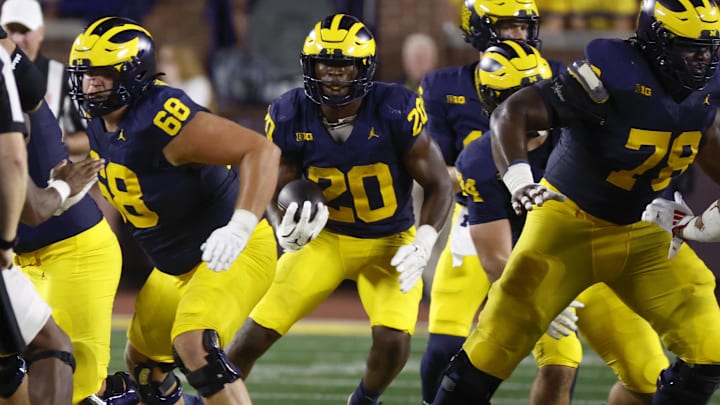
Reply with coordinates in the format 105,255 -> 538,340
0,47 -> 25,135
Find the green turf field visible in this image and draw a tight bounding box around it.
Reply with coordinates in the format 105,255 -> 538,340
108,321 -> 720,405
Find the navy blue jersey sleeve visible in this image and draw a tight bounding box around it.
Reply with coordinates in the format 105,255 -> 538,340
455,136 -> 510,224
379,83 -> 426,155
420,73 -> 457,165
265,89 -> 304,163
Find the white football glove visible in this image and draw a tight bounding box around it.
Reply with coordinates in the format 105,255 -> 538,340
201,209 -> 258,272
276,201 -> 329,252
391,225 -> 439,293
502,162 -> 565,215
546,300 -> 584,340
641,191 -> 694,259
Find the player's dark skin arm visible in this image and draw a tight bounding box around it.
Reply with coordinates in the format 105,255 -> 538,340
694,107 -> 720,184
403,130 -> 453,231
490,87 -> 553,174
21,158 -> 104,226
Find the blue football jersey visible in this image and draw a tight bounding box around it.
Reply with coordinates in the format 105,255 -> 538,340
266,83 -> 424,238
539,39 -> 719,225
16,102 -> 103,253
421,63 -> 488,166
456,131 -> 559,243
86,83 -> 238,275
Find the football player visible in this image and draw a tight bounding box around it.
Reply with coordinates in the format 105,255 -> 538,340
457,40 -> 669,405
0,29 -> 76,405
419,1 -> 579,403
434,0 -> 720,404
224,14 -> 452,405
67,17 -> 280,405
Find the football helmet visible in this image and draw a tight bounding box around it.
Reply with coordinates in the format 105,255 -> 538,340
68,17 -> 157,118
636,0 -> 720,91
301,14 -> 376,106
476,40 -> 551,116
460,0 -> 541,52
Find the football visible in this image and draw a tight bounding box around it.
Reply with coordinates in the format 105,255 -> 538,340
277,179 -> 327,221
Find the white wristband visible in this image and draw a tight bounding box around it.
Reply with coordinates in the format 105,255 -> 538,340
502,162 -> 534,195
228,209 -> 259,234
415,224 -> 439,253
46,179 -> 70,205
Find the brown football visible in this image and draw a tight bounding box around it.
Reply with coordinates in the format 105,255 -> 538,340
277,179 -> 327,221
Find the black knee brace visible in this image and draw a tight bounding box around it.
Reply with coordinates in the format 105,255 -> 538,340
132,361 -> 182,405
27,349 -> 76,373
173,329 -> 242,398
0,355 -> 27,398
655,357 -> 720,405
437,350 -> 502,405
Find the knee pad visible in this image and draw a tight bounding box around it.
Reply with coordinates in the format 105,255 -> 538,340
655,357 -> 720,405
436,350 -> 502,405
27,350 -> 76,373
173,329 -> 242,398
132,361 -> 182,405
0,355 -> 27,398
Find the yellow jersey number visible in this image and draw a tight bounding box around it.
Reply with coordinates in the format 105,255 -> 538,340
457,172 -> 483,203
153,97 -> 191,136
307,163 -> 398,223
407,95 -> 428,136
606,129 -> 700,191
90,151 -> 159,228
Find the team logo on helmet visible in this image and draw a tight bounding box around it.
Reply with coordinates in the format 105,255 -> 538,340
476,40 -> 551,116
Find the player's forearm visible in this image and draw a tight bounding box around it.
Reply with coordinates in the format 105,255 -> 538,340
490,104 -> 529,174
236,140 -> 281,219
419,181 -> 452,232
21,179 -> 62,226
0,132 -> 27,240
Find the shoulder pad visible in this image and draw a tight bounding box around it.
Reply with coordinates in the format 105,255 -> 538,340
375,83 -> 416,120
268,89 -> 302,124
567,60 -> 609,104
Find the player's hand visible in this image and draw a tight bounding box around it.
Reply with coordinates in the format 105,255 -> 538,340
641,191 -> 694,259
510,183 -> 566,215
201,209 -> 259,272
391,225 -> 439,293
546,300 -> 584,340
49,158 -> 104,216
276,201 -> 329,252
502,162 -> 565,215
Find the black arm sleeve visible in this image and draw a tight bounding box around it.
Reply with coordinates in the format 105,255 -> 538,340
9,47 -> 45,112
